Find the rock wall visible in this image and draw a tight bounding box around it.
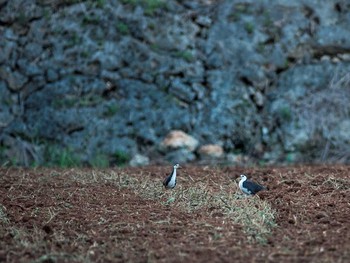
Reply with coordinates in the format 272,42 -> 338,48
0,0 -> 350,166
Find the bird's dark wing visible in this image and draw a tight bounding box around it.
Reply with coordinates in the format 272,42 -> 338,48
243,180 -> 265,194
163,174 -> 172,186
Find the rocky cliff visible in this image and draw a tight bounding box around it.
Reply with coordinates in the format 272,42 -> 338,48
0,0 -> 349,166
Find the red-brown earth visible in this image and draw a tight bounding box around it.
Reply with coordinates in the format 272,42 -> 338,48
0,165 -> 349,262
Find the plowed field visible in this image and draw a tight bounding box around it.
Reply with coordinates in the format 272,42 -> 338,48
0,165 -> 349,262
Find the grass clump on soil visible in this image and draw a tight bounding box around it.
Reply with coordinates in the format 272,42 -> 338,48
323,176 -> 350,190
215,193 -> 276,244
72,170 -> 276,243
0,204 -> 10,225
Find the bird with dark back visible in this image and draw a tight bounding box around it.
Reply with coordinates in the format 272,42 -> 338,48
163,164 -> 181,189
238,174 -> 266,195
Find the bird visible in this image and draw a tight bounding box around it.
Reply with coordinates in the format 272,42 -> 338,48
238,174 -> 266,195
163,164 -> 181,189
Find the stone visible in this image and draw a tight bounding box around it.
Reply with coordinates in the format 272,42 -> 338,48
17,59 -> 42,77
165,148 -> 196,163
0,0 -> 350,166
253,90 -> 264,107
46,68 -> 59,82
0,67 -> 28,91
336,120 -> 350,143
1,135 -> 42,166
196,15 -> 212,27
0,34 -> 17,64
24,42 -> 44,60
198,144 -> 224,158
160,130 -> 199,152
0,111 -> 14,128
169,78 -> 196,103
129,154 -> 150,167
226,153 -> 250,165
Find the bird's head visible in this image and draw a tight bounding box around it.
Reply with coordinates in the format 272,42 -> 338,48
174,163 -> 181,169
240,174 -> 247,180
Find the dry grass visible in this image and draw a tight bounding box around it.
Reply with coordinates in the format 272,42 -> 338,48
70,169 -> 277,244
323,176 -> 350,190
2,166 -> 350,262
0,204 -> 10,225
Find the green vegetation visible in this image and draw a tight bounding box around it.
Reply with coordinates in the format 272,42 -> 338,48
0,146 -> 7,166
52,97 -> 76,109
80,50 -> 91,58
89,153 -> 110,168
278,106 -> 292,122
228,3 -> 252,22
53,95 -> 105,109
228,12 -> 241,22
64,0 -> 82,4
120,0 -> 166,16
175,50 -> 194,62
116,22 -> 130,35
285,152 -> 297,163
114,150 -> 130,166
17,11 -> 28,26
143,0 -> 166,15
262,10 -> 273,28
148,22 -> 156,30
244,22 -> 255,34
44,144 -> 80,168
67,32 -> 81,48
78,95 -> 104,107
256,42 -> 266,54
82,15 -> 100,25
43,8 -> 51,20
103,103 -> 119,117
0,145 -> 18,167
150,43 -> 160,52
120,0 -> 138,4
93,0 -> 106,8
234,3 -> 251,14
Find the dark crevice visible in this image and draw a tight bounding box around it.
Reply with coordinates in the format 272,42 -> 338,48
302,5 -> 314,19
239,76 -> 253,86
135,135 -> 154,148
66,126 -> 84,135
275,66 -> 287,75
275,56 -> 296,75
0,0 -> 8,10
334,2 -> 342,13
0,20 -> 12,26
263,37 -> 277,45
312,45 -> 350,59
312,16 -> 320,25
102,83 -> 118,98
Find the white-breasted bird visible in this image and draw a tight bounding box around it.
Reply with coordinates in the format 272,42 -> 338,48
238,174 -> 266,195
163,164 -> 181,189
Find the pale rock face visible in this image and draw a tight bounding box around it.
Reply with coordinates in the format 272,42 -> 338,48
226,153 -> 250,165
129,154 -> 150,167
337,120 -> 350,143
160,130 -> 199,152
198,144 -> 224,158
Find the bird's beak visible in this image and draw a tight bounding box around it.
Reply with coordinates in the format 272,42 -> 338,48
178,165 -> 182,169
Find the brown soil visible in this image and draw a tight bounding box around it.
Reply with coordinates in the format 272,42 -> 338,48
0,165 -> 349,262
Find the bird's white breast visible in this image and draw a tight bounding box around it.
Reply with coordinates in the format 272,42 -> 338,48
239,178 -> 251,195
168,170 -> 177,188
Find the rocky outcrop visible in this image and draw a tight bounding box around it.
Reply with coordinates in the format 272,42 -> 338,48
198,144 -> 224,159
160,130 -> 199,152
0,0 -> 349,166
